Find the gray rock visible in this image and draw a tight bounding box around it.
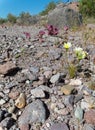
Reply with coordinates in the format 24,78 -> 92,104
18,100 -> 46,126
74,93 -> 83,103
39,85 -> 53,93
29,66 -> 39,74
48,4 -> 82,28
6,81 -> 18,89
50,73 -> 60,84
83,124 -> 94,130
31,88 -> 45,98
64,95 -> 75,106
75,106 -> 83,121
0,99 -> 6,105
48,49 -> 62,60
0,117 -> 15,129
50,122 -> 69,130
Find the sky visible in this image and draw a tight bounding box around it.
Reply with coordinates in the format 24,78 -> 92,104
0,0 -> 74,18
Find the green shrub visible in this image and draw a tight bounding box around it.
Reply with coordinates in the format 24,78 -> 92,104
0,18 -> 7,24
39,1 -> 56,16
79,0 -> 95,17
7,13 -> 17,24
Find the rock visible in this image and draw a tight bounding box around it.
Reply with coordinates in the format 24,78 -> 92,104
44,70 -> 52,79
84,81 -> 95,90
85,96 -> 95,109
6,81 -> 18,89
54,107 -> 69,115
64,95 -> 74,106
48,48 -> 62,60
29,66 -> 39,74
0,127 -> 3,130
84,110 -> 95,125
48,3 -> 82,28
83,124 -> 94,130
0,117 -> 15,129
69,79 -> 82,86
47,36 -> 62,43
0,61 -> 17,75
0,99 -> 6,105
8,105 -> 15,113
61,85 -> 75,95
50,73 -> 60,84
75,106 -> 83,121
82,87 -> 92,96
31,88 -> 45,98
81,100 -> 89,110
18,100 -> 46,127
74,93 -> 83,103
0,110 -> 6,122
19,123 -> 29,130
9,90 -> 20,100
15,93 -> 26,109
39,85 -> 53,93
50,122 -> 69,130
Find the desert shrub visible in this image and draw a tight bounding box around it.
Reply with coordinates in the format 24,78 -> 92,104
17,12 -> 39,25
0,18 -> 7,24
7,13 -> 17,24
39,1 -> 56,16
79,0 -> 95,17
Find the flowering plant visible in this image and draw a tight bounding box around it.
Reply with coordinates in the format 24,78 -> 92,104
63,42 -> 72,51
46,25 -> 58,35
74,47 -> 87,61
23,32 -> 31,39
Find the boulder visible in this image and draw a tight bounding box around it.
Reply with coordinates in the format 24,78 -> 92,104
48,3 -> 82,28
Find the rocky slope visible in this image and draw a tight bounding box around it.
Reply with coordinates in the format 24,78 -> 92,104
0,24 -> 95,130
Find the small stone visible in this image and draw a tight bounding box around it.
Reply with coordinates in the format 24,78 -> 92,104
50,103 -> 56,110
74,93 -> 83,103
31,88 -> 45,98
15,93 -> 26,109
69,79 -> 82,86
75,106 -> 83,121
50,122 -> 69,130
84,109 -> 95,125
0,99 -> 6,105
50,73 -> 60,84
39,85 -> 53,93
0,61 -> 17,75
0,127 -> 3,130
54,108 -> 69,115
9,90 -> 20,100
4,89 -> 10,94
8,105 -> 15,113
61,85 -> 75,95
19,124 -> 29,130
44,71 -> 52,79
81,100 -> 89,110
64,95 -> 74,106
0,117 -> 15,129
29,66 -> 39,74
83,124 -> 94,130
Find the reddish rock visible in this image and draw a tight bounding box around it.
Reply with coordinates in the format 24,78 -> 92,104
0,61 -> 17,75
84,109 -> 95,125
19,124 -> 29,130
9,91 -> 20,100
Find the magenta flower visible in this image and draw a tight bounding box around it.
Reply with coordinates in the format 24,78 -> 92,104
39,30 -> 45,37
46,25 -> 58,35
23,32 -> 31,39
64,26 -> 69,31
